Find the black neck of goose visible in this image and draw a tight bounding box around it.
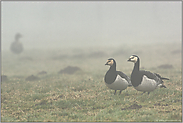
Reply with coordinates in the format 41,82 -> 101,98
109,61 -> 116,71
133,59 -> 140,72
15,36 -> 21,42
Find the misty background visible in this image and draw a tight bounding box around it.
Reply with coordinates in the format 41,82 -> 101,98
1,1 -> 182,51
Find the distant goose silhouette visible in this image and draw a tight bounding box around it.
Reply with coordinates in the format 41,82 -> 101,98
10,33 -> 23,54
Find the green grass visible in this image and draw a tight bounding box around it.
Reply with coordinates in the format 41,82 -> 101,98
1,42 -> 182,122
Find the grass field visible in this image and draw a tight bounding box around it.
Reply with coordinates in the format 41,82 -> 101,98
1,42 -> 182,122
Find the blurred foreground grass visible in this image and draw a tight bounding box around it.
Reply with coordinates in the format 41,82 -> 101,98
1,42 -> 182,122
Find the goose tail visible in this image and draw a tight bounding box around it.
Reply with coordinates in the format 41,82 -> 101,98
155,73 -> 169,81
160,77 -> 169,80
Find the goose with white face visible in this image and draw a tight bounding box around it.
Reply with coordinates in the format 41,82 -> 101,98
127,55 -> 168,95
104,58 -> 132,95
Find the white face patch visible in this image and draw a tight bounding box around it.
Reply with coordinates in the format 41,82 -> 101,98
106,59 -> 114,66
129,56 -> 138,63
130,56 -> 133,59
135,75 -> 158,92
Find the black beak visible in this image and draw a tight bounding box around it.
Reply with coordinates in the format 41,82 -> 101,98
127,58 -> 131,62
105,62 -> 108,65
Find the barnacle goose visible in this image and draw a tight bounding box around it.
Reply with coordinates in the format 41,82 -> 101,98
104,58 -> 132,95
127,55 -> 169,94
10,33 -> 23,54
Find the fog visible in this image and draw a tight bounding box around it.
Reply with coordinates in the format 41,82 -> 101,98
1,1 -> 182,50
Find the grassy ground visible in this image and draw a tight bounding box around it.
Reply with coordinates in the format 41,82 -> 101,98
1,42 -> 182,122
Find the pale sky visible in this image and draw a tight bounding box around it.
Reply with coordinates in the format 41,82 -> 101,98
1,1 -> 182,50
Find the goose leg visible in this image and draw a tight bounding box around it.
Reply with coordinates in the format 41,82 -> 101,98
119,90 -> 122,95
114,90 -> 116,95
141,91 -> 146,95
148,92 -> 150,95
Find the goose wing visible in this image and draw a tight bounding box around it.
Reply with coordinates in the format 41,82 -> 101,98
140,70 -> 163,85
116,71 -> 132,86
154,73 -> 169,80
